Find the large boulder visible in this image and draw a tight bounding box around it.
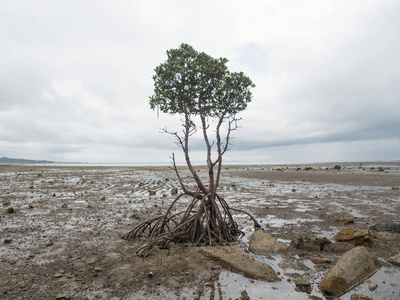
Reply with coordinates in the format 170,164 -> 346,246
333,228 -> 372,246
319,246 -> 381,296
249,229 -> 289,254
199,246 -> 280,282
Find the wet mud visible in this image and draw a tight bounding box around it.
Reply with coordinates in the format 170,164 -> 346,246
1,162 -> 399,299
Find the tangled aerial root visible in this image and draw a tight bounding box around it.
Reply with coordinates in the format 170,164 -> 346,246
122,190 -> 260,257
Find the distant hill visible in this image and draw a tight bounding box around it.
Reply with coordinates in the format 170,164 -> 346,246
0,156 -> 55,164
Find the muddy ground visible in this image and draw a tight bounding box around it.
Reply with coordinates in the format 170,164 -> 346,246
1,162 -> 399,299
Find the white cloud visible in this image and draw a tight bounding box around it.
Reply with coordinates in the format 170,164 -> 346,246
0,0 -> 399,163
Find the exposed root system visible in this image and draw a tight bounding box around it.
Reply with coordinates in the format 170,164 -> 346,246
122,190 -> 260,257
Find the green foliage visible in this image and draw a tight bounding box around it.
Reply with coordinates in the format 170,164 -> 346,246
150,43 -> 255,118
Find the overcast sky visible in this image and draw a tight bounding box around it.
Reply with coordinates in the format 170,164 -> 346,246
1,0 -> 399,164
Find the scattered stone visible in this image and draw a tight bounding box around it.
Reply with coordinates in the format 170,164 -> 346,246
171,187 -> 178,196
336,218 -> 354,225
333,228 -> 372,246
388,253 -> 400,266
371,231 -> 400,241
333,165 -> 341,170
240,290 -> 250,300
319,246 -> 381,296
94,267 -> 102,272
28,203 -> 34,209
2,201 -> 11,206
199,246 -> 280,282
311,258 -> 332,265
148,190 -> 156,196
130,214 -> 141,220
46,242 -> 54,247
100,196 -> 106,201
4,239 -> 12,244
392,186 -> 399,190
308,296 -> 322,300
323,242 -> 354,253
249,229 -> 289,254
87,258 -> 97,265
369,223 -> 400,234
55,294 -> 67,299
290,236 -> 331,252
368,283 -> 378,291
6,207 -> 15,214
350,294 -> 374,300
295,276 -> 312,293
61,203 -> 68,209
54,273 -> 63,278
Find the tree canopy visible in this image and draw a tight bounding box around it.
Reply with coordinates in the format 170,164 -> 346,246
149,43 -> 255,119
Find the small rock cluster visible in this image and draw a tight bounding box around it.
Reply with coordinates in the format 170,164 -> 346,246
247,224 -> 400,298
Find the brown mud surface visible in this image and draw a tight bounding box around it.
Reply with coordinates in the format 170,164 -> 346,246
1,162 -> 400,299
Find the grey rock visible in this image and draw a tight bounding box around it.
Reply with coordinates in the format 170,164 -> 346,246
249,229 -> 289,254
319,246 -> 381,296
370,223 -> 400,234
295,276 -> 312,293
199,246 -> 280,282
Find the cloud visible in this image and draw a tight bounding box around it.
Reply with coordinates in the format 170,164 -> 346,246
0,0 -> 399,163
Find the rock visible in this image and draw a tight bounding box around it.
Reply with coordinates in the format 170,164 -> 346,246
148,190 -> 156,196
6,207 -> 15,213
100,196 -> 106,201
87,258 -> 97,265
350,293 -> 374,300
308,296 -> 323,300
130,214 -> 141,220
61,203 -> 68,208
369,223 -> 400,234
249,229 -> 289,254
333,228 -> 372,246
55,294 -> 67,299
336,218 -> 355,225
28,203 -> 34,209
333,165 -> 341,170
311,258 -> 332,264
94,267 -> 102,272
319,246 -> 381,296
4,239 -> 12,244
388,253 -> 400,266
171,187 -> 178,196
240,290 -> 250,300
46,242 -> 54,247
290,236 -> 331,252
392,186 -> 399,190
295,276 -> 312,293
371,230 -> 400,241
199,246 -> 280,282
323,242 -> 354,253
54,273 -> 63,278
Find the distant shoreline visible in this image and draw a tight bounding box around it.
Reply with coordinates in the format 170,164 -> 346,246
1,160 -> 399,168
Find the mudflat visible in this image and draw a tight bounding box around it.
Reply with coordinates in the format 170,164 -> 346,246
1,162 -> 399,299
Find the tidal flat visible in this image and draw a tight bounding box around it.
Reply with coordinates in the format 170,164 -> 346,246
1,163 -> 400,299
